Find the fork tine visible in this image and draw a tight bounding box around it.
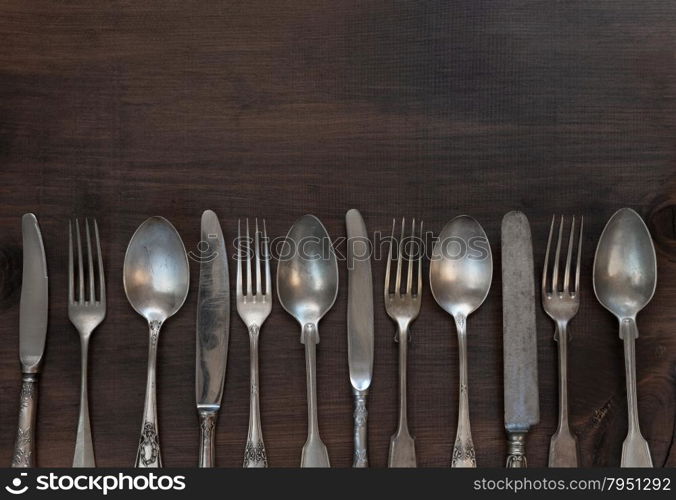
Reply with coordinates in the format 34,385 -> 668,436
542,215 -> 555,295
575,216 -> 583,294
552,216 -> 563,293
263,219 -> 271,296
94,219 -> 105,304
394,218 -> 404,296
384,219 -> 394,298
255,218 -> 262,296
75,219 -> 85,303
246,219 -> 252,296
563,216 -> 576,293
85,219 -> 95,302
68,221 -> 74,304
237,219 -> 243,298
417,220 -> 423,297
406,218 -> 414,294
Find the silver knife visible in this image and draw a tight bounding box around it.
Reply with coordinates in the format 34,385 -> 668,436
12,213 -> 48,468
346,209 -> 374,468
196,210 -> 230,468
501,211 -> 539,468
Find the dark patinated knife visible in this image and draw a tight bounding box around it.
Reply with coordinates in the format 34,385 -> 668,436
196,210 -> 230,467
12,213 -> 48,468
346,209 -> 374,467
501,211 -> 540,468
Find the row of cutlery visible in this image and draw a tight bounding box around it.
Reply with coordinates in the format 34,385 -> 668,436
8,207 -> 656,468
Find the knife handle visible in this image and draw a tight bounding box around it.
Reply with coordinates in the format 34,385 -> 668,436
198,409 -> 218,468
135,321 -> 162,468
506,431 -> 528,468
352,389 -> 369,467
12,373 -> 38,467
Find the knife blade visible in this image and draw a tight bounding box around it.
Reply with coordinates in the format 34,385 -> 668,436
12,213 -> 48,467
195,209 -> 229,467
346,209 -> 374,467
501,211 -> 539,468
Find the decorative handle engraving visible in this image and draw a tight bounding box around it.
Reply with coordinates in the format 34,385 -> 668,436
198,410 -> 217,468
452,316 -> 476,467
352,390 -> 368,467
135,320 -> 162,468
12,373 -> 38,468
506,431 -> 528,468
244,325 -> 268,468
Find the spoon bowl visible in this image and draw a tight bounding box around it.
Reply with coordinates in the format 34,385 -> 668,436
430,215 -> 493,318
593,208 -> 656,320
277,215 -> 338,327
124,217 -> 190,324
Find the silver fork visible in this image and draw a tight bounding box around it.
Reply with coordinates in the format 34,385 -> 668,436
68,218 -> 106,467
385,218 -> 423,468
237,219 -> 271,468
542,215 -> 583,467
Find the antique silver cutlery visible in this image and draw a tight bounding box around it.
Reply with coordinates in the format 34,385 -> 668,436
430,216 -> 492,467
542,216 -> 582,467
385,218 -> 423,468
237,218 -> 271,468
69,218 -> 106,467
124,217 -> 190,468
12,213 -> 48,468
345,209 -> 374,467
593,208 -> 655,467
196,210 -> 229,468
501,211 -> 539,468
277,214 -> 338,467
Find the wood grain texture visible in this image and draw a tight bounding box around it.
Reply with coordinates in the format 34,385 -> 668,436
0,0 -> 674,467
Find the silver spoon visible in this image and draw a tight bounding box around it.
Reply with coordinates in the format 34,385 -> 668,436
593,208 -> 655,467
430,215 -> 492,467
124,216 -> 190,468
277,214 -> 338,467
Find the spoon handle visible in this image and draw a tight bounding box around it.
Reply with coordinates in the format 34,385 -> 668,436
244,325 -> 267,468
301,323 -> 330,467
452,316 -> 476,467
619,319 -> 653,467
135,321 -> 162,468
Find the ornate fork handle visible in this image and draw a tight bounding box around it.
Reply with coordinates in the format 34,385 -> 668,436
12,373 -> 38,467
244,324 -> 267,468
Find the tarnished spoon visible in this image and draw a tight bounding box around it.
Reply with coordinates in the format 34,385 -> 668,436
277,214 -> 338,467
593,208 -> 655,467
430,216 -> 492,467
124,216 -> 190,468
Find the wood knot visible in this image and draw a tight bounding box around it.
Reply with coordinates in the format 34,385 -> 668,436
647,198 -> 676,259
0,244 -> 22,309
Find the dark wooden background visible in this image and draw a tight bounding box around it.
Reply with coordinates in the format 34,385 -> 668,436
0,1 -> 674,468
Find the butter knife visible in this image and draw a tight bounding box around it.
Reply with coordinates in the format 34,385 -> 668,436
346,209 -> 374,468
196,210 -> 230,467
12,213 -> 48,468
501,211 -> 540,468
